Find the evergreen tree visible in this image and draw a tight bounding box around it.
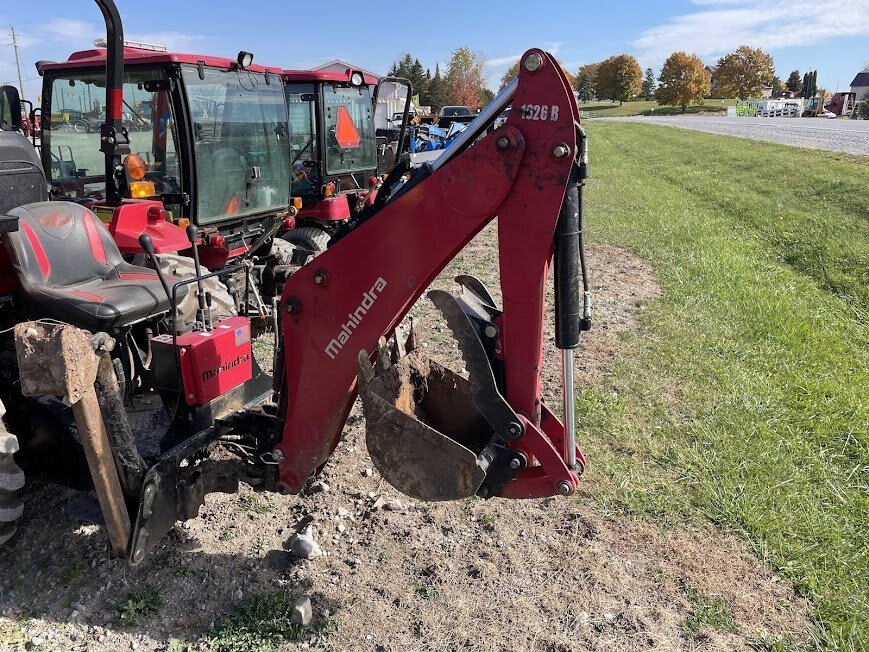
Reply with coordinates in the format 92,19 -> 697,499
577,74 -> 594,102
642,67 -> 656,100
427,63 -> 449,112
786,70 -> 802,93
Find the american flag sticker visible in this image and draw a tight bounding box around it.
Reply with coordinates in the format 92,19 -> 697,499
235,325 -> 250,346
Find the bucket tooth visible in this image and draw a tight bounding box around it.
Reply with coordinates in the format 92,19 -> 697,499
358,348 -> 491,501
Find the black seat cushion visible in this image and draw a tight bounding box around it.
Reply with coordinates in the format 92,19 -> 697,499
4,202 -> 187,331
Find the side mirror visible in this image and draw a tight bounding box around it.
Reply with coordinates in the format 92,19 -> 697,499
0,85 -> 22,131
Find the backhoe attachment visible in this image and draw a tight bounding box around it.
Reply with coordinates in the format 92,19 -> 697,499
277,49 -> 589,501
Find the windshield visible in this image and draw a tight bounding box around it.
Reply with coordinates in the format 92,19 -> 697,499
44,69 -> 182,214
285,82 -> 320,196
441,106 -> 472,117
182,66 -> 290,223
323,85 -> 376,175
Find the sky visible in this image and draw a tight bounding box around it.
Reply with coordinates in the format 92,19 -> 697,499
1,0 -> 868,102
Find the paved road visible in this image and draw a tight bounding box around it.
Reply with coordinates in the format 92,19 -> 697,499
601,115 -> 869,156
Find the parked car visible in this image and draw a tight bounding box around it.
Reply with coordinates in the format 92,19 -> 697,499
494,107 -> 511,128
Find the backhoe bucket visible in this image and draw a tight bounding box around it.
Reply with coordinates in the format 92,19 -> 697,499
358,340 -> 492,501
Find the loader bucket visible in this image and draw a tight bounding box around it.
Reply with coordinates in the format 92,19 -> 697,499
358,344 -> 492,501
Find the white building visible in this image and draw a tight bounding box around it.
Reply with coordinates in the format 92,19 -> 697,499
850,70 -> 869,99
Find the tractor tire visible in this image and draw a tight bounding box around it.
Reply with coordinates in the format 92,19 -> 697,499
152,254 -> 237,325
73,120 -> 89,134
269,237 -> 311,268
281,226 -> 330,264
0,399 -> 24,548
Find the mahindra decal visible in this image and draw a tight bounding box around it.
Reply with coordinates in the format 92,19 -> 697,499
324,277 -> 387,360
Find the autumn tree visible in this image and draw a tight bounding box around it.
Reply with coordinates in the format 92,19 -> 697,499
642,67 -> 656,100
499,60 -> 520,92
655,52 -> 710,112
595,55 -> 643,105
427,63 -> 449,112
715,45 -> 775,99
573,63 -> 599,102
786,70 -> 803,94
445,46 -> 486,109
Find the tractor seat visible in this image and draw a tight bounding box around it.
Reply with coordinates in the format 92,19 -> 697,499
3,202 -> 188,332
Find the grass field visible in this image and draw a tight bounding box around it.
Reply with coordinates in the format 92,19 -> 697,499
579,123 -> 868,650
580,98 -> 737,118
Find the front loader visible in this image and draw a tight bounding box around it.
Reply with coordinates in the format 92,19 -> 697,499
0,0 -> 590,561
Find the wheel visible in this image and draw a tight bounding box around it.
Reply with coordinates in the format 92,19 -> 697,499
0,399 -> 24,548
73,120 -> 89,134
281,226 -> 330,264
150,254 -> 237,326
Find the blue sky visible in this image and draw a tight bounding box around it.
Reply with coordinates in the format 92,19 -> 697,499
1,0 -> 867,101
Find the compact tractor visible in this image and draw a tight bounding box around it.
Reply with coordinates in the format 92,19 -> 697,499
0,0 -> 591,561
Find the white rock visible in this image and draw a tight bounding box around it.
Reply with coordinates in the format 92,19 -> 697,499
310,481 -> 330,494
384,499 -> 403,512
362,468 -> 373,478
98,635 -> 106,643
232,588 -> 243,601
577,611 -> 591,625
336,507 -> 351,518
337,523 -> 346,534
291,596 -> 312,626
30,637 -> 44,646
604,612 -> 615,622
320,608 -> 331,618
289,532 -> 323,559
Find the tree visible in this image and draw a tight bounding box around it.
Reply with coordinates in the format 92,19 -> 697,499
858,90 -> 869,119
573,63 -> 600,101
445,46 -> 486,109
655,52 -> 710,112
389,53 -> 429,103
715,45 -> 775,99
786,70 -> 802,94
427,63 -> 449,112
499,60 -> 520,92
595,54 -> 643,105
771,75 -> 784,93
479,87 -> 495,106
642,67 -> 656,100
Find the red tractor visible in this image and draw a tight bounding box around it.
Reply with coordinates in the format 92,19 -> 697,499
0,0 -> 590,561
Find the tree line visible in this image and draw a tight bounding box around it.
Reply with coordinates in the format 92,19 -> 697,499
573,46 -> 811,112
389,44 -> 814,114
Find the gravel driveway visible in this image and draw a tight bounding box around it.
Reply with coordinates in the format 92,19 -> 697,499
601,115 -> 869,156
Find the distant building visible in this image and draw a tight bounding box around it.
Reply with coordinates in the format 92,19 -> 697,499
850,69 -> 869,99
760,84 -> 773,99
311,59 -> 381,82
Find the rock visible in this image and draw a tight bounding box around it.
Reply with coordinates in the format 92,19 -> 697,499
384,499 -> 403,512
131,641 -> 139,650
310,481 -> 330,494
337,523 -> 346,534
289,530 -> 323,559
232,588 -> 244,601
336,507 -> 351,519
98,635 -> 106,643
30,637 -> 45,647
362,468 -> 373,478
604,612 -> 615,622
290,596 -> 312,626
72,603 -> 87,613
320,608 -> 331,618
372,496 -> 387,510
577,611 -> 591,625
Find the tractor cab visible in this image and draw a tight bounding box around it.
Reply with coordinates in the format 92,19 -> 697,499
38,45 -> 291,267
281,69 -> 380,230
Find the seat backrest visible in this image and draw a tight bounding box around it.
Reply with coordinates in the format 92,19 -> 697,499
0,131 -> 48,214
5,202 -> 124,288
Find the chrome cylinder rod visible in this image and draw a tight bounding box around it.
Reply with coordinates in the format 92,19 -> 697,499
561,348 -> 577,469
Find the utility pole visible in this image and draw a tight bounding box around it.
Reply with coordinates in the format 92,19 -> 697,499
10,26 -> 25,101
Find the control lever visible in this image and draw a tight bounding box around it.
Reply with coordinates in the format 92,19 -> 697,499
138,234 -> 172,301
185,224 -> 212,331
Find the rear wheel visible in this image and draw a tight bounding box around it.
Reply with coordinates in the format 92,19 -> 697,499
281,226 -> 330,264
151,254 -> 237,325
0,400 -> 24,548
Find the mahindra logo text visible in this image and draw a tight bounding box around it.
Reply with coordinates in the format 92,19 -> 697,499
324,277 -> 387,360
201,353 -> 250,381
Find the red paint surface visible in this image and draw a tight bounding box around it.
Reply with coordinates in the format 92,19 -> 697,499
83,212 -> 107,264
21,223 -> 51,279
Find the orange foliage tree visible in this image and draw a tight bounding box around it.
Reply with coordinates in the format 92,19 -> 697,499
655,52 -> 711,112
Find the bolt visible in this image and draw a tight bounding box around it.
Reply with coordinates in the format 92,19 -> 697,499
496,136 -> 510,151
313,273 -> 325,285
506,422 -> 523,438
523,53 -> 543,72
483,325 -> 498,338
285,299 -> 299,314
557,481 -> 572,496
552,144 -> 570,158
271,448 -> 285,462
509,458 -> 521,470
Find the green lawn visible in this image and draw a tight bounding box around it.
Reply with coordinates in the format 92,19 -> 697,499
580,98 -> 737,118
579,123 -> 868,650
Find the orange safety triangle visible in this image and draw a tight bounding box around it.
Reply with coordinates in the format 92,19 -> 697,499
335,105 -> 361,149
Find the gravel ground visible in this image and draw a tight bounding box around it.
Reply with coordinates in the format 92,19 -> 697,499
601,115 -> 869,156
0,232 -> 814,651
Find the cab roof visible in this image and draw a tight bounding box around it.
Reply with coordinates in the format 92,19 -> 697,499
38,48 -> 279,74
281,68 -> 379,85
